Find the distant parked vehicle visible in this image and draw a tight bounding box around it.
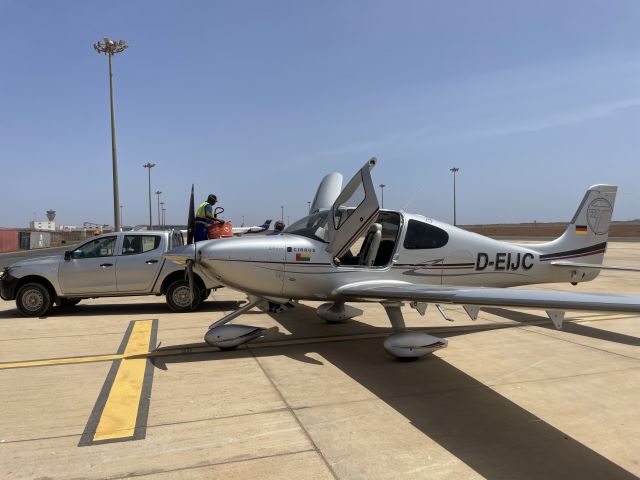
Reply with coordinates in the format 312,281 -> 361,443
0,230 -> 220,316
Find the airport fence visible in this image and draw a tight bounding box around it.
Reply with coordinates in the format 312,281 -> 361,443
0,229 -> 92,253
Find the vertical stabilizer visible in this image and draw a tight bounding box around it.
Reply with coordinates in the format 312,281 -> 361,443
310,172 -> 343,214
528,185 -> 617,264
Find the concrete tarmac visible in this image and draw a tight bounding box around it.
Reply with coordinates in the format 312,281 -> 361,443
1,242 -> 640,479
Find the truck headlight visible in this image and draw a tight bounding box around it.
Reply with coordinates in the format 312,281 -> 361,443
0,267 -> 7,280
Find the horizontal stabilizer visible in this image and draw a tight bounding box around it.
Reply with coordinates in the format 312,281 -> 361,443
551,261 -> 640,272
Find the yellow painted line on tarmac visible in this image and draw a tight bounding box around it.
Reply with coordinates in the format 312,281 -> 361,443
92,320 -> 153,442
0,353 -> 121,370
78,319 -> 157,446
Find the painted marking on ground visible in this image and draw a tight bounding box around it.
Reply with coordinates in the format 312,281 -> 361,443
0,353 -> 121,370
78,319 -> 157,446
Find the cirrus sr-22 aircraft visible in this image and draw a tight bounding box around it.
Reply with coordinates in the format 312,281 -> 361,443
165,158 -> 640,360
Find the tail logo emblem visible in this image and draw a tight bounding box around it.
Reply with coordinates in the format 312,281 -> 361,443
587,198 -> 613,235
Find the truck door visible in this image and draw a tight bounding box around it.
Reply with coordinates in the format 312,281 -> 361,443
58,235 -> 118,294
116,234 -> 165,292
326,158 -> 380,259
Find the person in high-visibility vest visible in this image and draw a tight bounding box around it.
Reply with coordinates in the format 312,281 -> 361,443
195,194 -> 218,241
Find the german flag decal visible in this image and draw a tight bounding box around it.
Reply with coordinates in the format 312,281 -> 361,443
296,252 -> 311,262
575,225 -> 588,234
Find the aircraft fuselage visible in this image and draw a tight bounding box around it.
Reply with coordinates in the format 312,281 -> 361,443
194,210 -> 599,301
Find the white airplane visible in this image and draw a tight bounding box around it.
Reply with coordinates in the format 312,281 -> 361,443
166,158 -> 640,360
232,219 -> 272,236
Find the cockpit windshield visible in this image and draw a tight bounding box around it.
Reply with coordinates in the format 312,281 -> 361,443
285,211 -> 330,242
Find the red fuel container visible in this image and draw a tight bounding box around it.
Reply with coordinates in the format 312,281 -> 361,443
208,222 -> 234,239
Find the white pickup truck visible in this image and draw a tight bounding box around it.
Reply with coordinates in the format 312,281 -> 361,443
0,230 -> 219,316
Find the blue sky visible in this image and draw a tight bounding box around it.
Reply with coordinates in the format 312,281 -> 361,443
0,1 -> 639,228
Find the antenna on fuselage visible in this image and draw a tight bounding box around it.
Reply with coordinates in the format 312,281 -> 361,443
402,184 -> 425,212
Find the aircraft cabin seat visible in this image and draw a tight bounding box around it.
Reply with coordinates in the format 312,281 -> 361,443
359,223 -> 382,266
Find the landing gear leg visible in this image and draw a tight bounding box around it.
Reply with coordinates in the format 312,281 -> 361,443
208,297 -> 265,330
381,301 -> 448,361
383,301 -> 407,332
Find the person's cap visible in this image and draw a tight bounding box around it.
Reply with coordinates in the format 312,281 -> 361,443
274,220 -> 285,231
207,194 -> 217,204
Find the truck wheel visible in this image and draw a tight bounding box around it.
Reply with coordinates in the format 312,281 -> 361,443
166,280 -> 203,312
59,298 -> 81,308
16,283 -> 52,317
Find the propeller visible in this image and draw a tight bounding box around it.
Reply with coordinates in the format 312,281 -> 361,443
187,184 -> 195,245
185,184 -> 197,308
186,258 -> 195,308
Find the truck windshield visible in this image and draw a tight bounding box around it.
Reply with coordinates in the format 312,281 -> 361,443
285,211 -> 330,243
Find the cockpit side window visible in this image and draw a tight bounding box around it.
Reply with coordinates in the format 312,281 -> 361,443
285,211 -> 330,243
403,220 -> 449,249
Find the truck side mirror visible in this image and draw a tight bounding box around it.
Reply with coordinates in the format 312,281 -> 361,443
64,251 -> 72,261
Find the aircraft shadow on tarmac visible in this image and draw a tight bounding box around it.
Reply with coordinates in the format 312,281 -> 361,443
152,304 -> 638,480
484,307 -> 640,346
0,300 -> 245,319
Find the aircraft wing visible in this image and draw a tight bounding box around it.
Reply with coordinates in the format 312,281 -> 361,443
550,261 -> 640,272
337,281 -> 640,314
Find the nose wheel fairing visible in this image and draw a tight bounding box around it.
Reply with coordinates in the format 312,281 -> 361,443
204,324 -> 270,350
204,297 -> 273,349
316,301 -> 363,323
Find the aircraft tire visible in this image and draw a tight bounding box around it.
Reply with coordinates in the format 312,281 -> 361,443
394,355 -> 420,362
324,318 -> 347,324
218,346 -> 238,352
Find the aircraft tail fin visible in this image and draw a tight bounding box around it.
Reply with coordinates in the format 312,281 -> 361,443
528,185 -> 617,265
310,172 -> 343,214
260,220 -> 272,230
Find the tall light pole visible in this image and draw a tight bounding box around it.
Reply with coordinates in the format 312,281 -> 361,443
143,162 -> 156,229
281,205 -> 284,221
120,205 -> 123,227
307,201 -> 311,213
241,215 -> 245,226
155,190 -> 162,228
160,201 -> 165,226
94,37 -> 128,232
450,167 -> 460,226
379,184 -> 386,209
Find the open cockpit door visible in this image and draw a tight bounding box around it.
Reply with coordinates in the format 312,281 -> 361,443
326,157 -> 380,257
